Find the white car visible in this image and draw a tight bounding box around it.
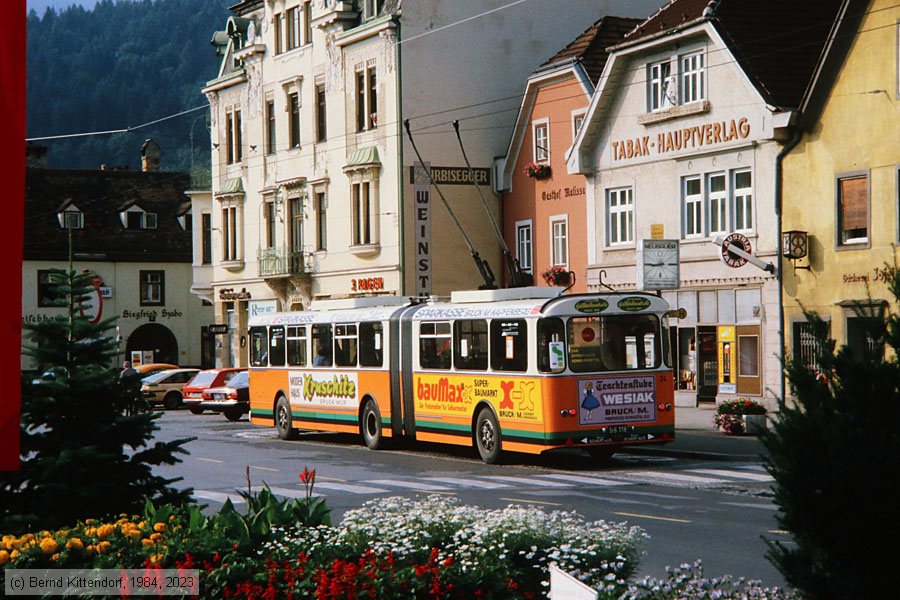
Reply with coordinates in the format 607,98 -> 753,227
140,368 -> 200,410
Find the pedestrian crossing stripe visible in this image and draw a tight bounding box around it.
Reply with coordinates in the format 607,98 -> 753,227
423,477 -> 511,489
687,468 -> 774,482
535,473 -> 633,486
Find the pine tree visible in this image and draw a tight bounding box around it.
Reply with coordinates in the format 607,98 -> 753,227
0,258 -> 193,533
763,263 -> 900,598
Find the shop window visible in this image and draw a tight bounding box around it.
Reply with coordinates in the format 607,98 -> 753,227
270,326 -> 286,366
359,322 -> 383,367
717,289 -> 735,324
837,173 -> 869,245
420,321 -> 452,370
312,324 -> 333,367
139,270 -> 164,306
287,325 -> 308,366
334,324 -> 358,367
677,328 -> 697,390
537,318 -> 566,373
454,320 -> 488,371
738,335 -> 758,376
490,319 -> 528,372
250,327 -> 268,366
698,290 -> 717,324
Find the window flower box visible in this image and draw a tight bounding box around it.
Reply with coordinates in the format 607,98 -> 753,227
524,161 -> 551,180
541,265 -> 570,286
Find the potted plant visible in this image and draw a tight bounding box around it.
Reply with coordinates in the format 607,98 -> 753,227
524,161 -> 551,180
713,398 -> 768,435
541,265 -> 570,286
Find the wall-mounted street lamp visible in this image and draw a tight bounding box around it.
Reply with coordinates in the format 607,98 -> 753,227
782,229 -> 811,271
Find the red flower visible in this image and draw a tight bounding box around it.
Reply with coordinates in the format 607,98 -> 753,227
299,467 -> 316,485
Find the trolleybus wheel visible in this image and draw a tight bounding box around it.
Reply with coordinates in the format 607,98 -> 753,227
361,399 -> 384,450
275,396 -> 298,440
475,407 -> 502,464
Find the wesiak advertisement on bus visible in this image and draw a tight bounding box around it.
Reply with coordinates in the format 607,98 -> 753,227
288,372 -> 358,407
415,375 -> 542,421
578,376 -> 656,426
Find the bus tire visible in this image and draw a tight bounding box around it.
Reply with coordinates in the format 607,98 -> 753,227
475,407 -> 502,464
275,396 -> 298,440
361,399 -> 384,450
163,392 -> 182,410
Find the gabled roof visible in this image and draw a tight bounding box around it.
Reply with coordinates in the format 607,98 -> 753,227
24,168 -> 193,263
541,16 -> 643,84
621,0 -> 846,109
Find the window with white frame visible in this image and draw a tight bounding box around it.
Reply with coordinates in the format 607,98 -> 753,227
837,173 -> 869,245
273,12 -> 283,54
220,199 -> 244,262
680,51 -> 705,104
58,207 -> 83,229
139,270 -> 164,306
285,6 -> 300,51
123,207 -> 157,230
302,1 -> 312,45
606,187 -> 634,245
288,92 -> 300,148
707,173 -> 727,235
365,0 -> 384,20
572,110 -> 586,142
515,220 -> 533,272
351,180 -> 376,246
648,60 -> 673,111
533,119 -> 549,163
550,216 -> 568,267
225,108 -> 242,163
355,63 -> 377,131
733,170 -> 753,231
683,176 -> 703,237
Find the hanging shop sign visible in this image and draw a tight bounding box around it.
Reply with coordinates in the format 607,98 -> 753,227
219,287 -> 252,301
409,165 -> 491,186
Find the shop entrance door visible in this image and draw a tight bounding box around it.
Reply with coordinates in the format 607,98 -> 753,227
697,326 -> 718,402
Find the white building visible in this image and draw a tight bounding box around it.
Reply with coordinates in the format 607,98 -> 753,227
569,0 -> 844,407
198,0 -> 660,367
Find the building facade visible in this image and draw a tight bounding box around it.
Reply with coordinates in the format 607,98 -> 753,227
782,0 -> 900,366
23,143 -> 214,370
570,0 -> 844,407
497,16 -> 641,293
199,0 -> 661,367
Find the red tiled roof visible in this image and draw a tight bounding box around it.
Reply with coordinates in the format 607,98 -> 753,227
541,15 -> 644,84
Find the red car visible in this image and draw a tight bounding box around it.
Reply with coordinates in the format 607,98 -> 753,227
200,370 -> 250,422
182,368 -> 246,414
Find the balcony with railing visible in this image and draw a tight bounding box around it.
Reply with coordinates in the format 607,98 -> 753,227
258,245 -> 308,278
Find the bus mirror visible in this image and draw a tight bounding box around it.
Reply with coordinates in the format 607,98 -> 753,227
666,308 -> 687,320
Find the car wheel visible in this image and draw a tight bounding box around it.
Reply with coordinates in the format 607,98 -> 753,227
275,396 -> 298,440
474,407 -> 502,464
360,399 -> 383,450
189,406 -> 204,415
224,409 -> 243,422
163,392 -> 183,410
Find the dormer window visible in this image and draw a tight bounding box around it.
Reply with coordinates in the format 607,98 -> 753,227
177,210 -> 192,231
121,206 -> 157,230
647,50 -> 706,112
58,206 -> 83,229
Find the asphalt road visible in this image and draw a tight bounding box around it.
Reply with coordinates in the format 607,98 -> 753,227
151,409 -> 788,588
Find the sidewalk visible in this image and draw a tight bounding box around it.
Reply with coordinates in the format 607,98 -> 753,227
627,404 -> 768,462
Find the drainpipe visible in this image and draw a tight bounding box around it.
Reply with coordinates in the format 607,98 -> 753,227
775,128 -> 802,403
395,19 -> 405,296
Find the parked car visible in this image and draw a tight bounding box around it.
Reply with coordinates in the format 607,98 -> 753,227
140,368 -> 200,410
182,368 -> 247,414
135,362 -> 180,377
200,370 -> 250,422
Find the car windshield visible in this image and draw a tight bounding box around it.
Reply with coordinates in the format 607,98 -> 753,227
142,371 -> 173,384
188,371 -> 218,387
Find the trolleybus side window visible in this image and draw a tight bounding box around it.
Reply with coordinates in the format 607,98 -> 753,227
312,324 -> 333,367
420,321 -> 452,370
287,325 -> 308,366
568,315 -> 661,372
490,319 -> 528,372
359,321 -> 384,367
250,326 -> 269,366
335,324 -> 358,367
270,326 -> 286,366
537,317 -> 566,373
454,319 -> 488,371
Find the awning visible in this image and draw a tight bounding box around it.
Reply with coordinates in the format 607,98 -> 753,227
344,146 -> 380,170
219,177 -> 244,195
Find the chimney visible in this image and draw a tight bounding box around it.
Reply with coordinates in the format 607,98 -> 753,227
141,138 -> 161,172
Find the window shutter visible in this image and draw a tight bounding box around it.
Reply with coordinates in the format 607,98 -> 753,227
840,176 -> 867,232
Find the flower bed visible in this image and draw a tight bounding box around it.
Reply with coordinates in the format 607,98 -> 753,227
623,560 -> 798,599
713,398 -> 768,435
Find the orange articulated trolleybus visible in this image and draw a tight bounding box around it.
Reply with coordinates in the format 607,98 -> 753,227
247,288 -> 675,463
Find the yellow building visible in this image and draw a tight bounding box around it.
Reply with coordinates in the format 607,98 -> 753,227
782,0 -> 900,367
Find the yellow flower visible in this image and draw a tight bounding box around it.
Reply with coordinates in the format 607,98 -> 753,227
21,533 -> 34,543
11,550 -> 21,560
141,539 -> 154,547
149,553 -> 164,565
50,553 -> 60,562
0,550 -> 9,566
137,521 -> 146,529
96,541 -> 111,554
96,525 -> 114,539
153,522 -> 167,533
66,538 -> 84,551
84,526 -> 97,537
86,545 -> 96,554
39,538 -> 59,555
149,533 -> 162,543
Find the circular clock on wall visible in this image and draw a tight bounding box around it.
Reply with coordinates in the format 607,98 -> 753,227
640,239 -> 680,291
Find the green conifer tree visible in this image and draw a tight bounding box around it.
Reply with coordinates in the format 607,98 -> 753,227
0,260 -> 193,533
764,264 -> 900,597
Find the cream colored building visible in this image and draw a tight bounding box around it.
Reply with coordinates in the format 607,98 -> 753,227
570,0 -> 847,407
198,0 -> 660,367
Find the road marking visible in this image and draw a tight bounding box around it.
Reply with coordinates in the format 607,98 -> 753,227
424,477 -> 511,489
768,530 -> 791,535
614,511 -> 691,523
312,481 -> 389,494
193,490 -> 244,504
369,479 -> 453,491
536,474 -> 633,487
266,486 -> 313,499
720,502 -> 777,511
316,476 -> 347,483
688,468 -> 773,482
249,465 -> 279,473
620,470 -> 730,485
482,475 -> 572,487
194,457 -> 224,464
499,497 -> 562,507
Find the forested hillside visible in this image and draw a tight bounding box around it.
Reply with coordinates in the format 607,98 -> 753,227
27,0 -> 232,176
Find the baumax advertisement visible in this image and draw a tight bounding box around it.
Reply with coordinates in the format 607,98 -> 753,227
415,375 -> 542,421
